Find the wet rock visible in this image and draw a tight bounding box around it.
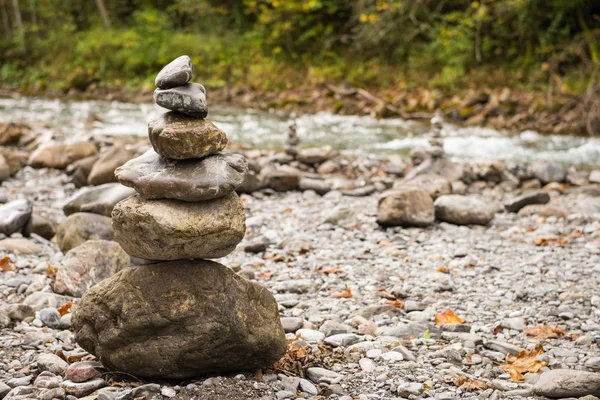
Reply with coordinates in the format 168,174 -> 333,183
0,199 -> 32,235
530,160 -> 566,184
377,188 -> 434,227
112,192 -> 245,260
154,83 -> 208,119
533,369 -> 600,398
37,354 -> 69,375
518,204 -> 569,219
54,240 -> 130,297
55,212 -> 114,252
28,141 -> 98,169
0,238 -> 40,254
434,195 -> 496,225
64,183 -> 136,217
23,292 -> 75,312
505,190 -> 550,212
155,55 -> 193,89
72,260 -> 286,379
23,214 -> 56,240
87,146 -> 133,186
66,154 -> 99,188
262,166 -> 300,191
401,174 -> 451,200
148,112 -> 226,159
297,146 -> 333,165
66,362 -> 103,383
116,150 -> 247,202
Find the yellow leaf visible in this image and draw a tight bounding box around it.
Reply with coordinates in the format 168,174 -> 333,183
435,309 -> 465,325
501,345 -> 547,381
523,325 -> 565,340
332,288 -> 352,298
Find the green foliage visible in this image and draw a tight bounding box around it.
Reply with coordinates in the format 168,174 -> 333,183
0,0 -> 598,94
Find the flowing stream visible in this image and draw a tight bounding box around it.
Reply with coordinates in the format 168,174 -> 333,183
1,96 -> 599,167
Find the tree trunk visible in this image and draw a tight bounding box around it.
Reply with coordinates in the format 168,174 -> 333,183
0,0 -> 12,37
11,0 -> 21,30
94,0 -> 111,28
30,0 -> 36,25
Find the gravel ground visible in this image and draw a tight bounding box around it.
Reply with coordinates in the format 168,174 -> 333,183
1,165 -> 600,400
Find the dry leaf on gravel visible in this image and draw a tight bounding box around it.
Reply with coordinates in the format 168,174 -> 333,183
46,265 -> 57,277
435,309 -> 465,325
377,290 -> 397,300
523,325 -> 565,340
57,302 -> 74,316
436,266 -> 450,273
453,376 -> 487,391
501,344 -> 547,381
0,257 -> 16,271
385,299 -> 405,308
332,288 -> 352,298
315,266 -> 343,275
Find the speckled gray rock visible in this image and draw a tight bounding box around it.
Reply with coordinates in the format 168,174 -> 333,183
154,83 -> 208,118
0,199 -> 32,235
37,353 -> 69,375
115,150 -> 247,202
148,112 -> 227,159
39,307 -> 62,328
111,192 -> 245,260
377,188 -> 434,227
63,183 -> 136,217
54,240 -> 130,297
55,212 -> 114,252
155,55 -> 193,89
533,369 -> 600,398
504,190 -> 550,212
529,160 -> 566,184
434,195 -> 496,225
72,260 -> 287,379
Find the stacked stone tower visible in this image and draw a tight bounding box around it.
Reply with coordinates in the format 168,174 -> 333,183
72,56 -> 286,379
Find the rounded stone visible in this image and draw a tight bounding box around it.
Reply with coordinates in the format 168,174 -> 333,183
434,195 -> 496,225
377,188 -> 434,227
72,260 -> 287,379
111,192 -> 245,260
115,150 -> 247,202
148,112 -> 227,160
55,213 -> 114,252
155,55 -> 193,89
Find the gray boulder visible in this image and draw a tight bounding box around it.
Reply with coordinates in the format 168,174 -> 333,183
154,83 -> 208,119
434,195 -> 496,225
63,183 -> 136,217
115,150 -> 247,202
155,55 -> 193,89
148,112 -> 227,159
55,213 -> 114,252
112,192 -> 245,260
0,199 -> 32,235
533,369 -> 600,398
54,240 -> 130,297
377,188 -> 434,227
72,260 -> 287,379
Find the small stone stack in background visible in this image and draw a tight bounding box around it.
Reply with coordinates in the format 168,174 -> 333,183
72,55 -> 286,379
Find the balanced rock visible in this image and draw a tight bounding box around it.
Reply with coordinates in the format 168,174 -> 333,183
154,83 -> 208,119
112,192 -> 245,260
54,240 -> 130,297
64,183 -> 136,217
72,260 -> 287,379
87,146 -> 133,186
377,189 -> 435,227
28,142 -> 97,169
55,213 -> 114,252
148,112 -> 227,159
504,190 -> 550,213
116,150 -> 247,202
155,55 -> 193,89
434,195 -> 496,225
0,199 -> 32,235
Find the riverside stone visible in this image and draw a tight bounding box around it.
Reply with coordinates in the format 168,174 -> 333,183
28,142 -> 97,169
115,150 -> 247,202
24,213 -> 56,240
518,204 -> 569,219
0,199 -> 32,235
111,192 -> 245,260
434,195 -> 496,225
148,112 -> 227,159
72,260 -> 287,379
401,174 -> 451,200
54,240 -> 130,297
154,83 -> 208,118
377,188 -> 435,227
55,213 -> 115,252
64,183 -> 136,217
66,155 -> 99,187
504,190 -> 550,212
530,160 -> 566,184
87,146 -> 133,186
533,369 -> 600,398
0,238 -> 40,254
37,354 -> 69,375
0,154 -> 9,181
155,55 -> 193,89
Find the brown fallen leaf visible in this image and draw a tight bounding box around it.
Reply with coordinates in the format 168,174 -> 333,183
0,257 -> 16,272
385,299 -> 405,309
332,288 -> 352,298
501,344 -> 547,381
435,309 -> 465,325
436,266 -> 450,273
523,325 -> 565,340
453,376 -> 487,391
377,289 -> 397,300
257,271 -> 274,279
46,264 -> 57,277
493,325 -> 504,335
57,302 -> 74,316
315,266 -> 343,275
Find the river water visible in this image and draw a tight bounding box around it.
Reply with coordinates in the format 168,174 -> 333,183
1,96 -> 599,167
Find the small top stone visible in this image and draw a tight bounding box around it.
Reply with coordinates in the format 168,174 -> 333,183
155,55 -> 193,89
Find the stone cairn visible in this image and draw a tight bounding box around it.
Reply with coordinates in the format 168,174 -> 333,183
72,55 -> 287,379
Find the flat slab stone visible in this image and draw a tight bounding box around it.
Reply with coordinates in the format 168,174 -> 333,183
72,260 -> 287,379
434,195 -> 496,225
63,183 -> 136,217
112,192 -> 245,260
0,238 -> 40,254
115,150 -> 247,202
155,55 -> 193,89
148,112 -> 227,160
504,190 -> 550,213
154,83 -> 208,119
